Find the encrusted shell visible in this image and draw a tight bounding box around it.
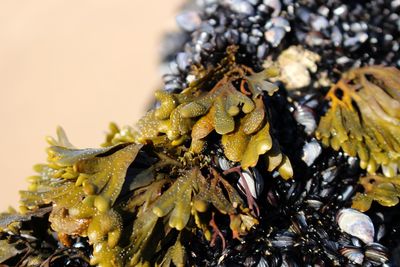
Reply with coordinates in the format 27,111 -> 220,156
337,208 -> 375,244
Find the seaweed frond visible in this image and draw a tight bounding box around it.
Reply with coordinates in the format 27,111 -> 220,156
18,128 -> 142,267
352,174 -> 400,212
316,66 -> 400,177
124,167 -> 255,266
106,47 -> 292,179
1,47 -> 293,266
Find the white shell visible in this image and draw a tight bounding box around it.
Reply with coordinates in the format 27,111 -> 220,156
218,157 -> 231,171
176,52 -> 191,71
226,0 -> 254,15
337,208 -> 375,244
238,169 -> 263,199
239,171 -> 257,199
301,139 -> 322,166
265,17 -> 291,32
294,105 -> 317,135
256,257 -> 268,267
176,11 -> 202,32
264,27 -> 286,47
310,15 -> 329,31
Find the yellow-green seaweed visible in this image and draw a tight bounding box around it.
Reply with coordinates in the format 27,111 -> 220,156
0,47 -> 296,267
18,128 -> 142,267
352,174 -> 400,212
316,66 -> 400,177
104,49 -> 292,177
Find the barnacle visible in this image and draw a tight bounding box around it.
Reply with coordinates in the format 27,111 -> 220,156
264,45 -> 321,90
316,66 -> 400,177
352,174 -> 400,212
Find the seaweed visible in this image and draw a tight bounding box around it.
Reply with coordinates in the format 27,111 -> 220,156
352,174 -> 400,212
106,47 -> 292,177
316,66 -> 400,177
0,48 -> 292,266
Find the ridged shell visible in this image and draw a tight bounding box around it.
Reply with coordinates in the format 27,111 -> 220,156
294,105 -> 316,135
301,139 -> 322,166
365,243 -> 389,264
340,246 -> 364,265
238,168 -> 264,199
256,257 -> 268,267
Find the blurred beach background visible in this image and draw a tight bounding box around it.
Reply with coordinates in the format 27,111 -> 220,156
0,0 -> 183,210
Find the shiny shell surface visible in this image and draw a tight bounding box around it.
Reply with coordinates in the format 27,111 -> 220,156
337,208 -> 375,244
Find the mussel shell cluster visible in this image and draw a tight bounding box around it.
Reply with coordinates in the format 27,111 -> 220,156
161,0 -> 400,92
157,0 -> 400,264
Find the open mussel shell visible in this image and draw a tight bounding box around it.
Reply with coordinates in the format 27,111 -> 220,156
271,231 -> 296,248
365,243 -> 389,265
339,246 -> 364,265
238,168 -> 264,199
256,257 -> 268,267
290,211 -> 308,235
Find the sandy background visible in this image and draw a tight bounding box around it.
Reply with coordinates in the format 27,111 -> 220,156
0,0 -> 183,211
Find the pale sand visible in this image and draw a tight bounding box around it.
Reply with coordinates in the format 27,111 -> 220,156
0,0 -> 183,210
